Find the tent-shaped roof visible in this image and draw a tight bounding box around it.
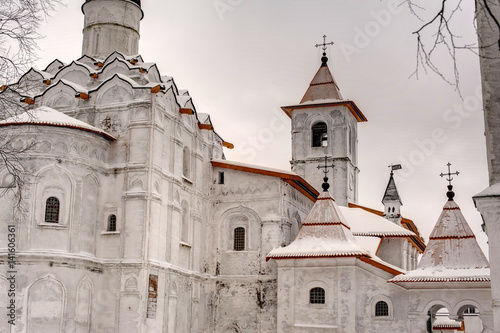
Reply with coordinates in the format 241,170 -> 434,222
382,172 -> 402,205
267,192 -> 371,259
300,61 -> 343,103
390,196 -> 489,284
281,56 -> 367,122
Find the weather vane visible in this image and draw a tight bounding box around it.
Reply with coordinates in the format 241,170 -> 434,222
388,163 -> 402,175
315,35 -> 334,52
440,162 -> 459,201
317,156 -> 335,192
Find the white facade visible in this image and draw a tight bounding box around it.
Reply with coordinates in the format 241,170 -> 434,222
0,1 -> 494,332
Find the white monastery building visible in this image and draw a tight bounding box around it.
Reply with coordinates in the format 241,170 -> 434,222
0,0 -> 496,332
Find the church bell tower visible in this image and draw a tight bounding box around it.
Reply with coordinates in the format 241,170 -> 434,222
81,0 -> 143,58
282,38 -> 367,206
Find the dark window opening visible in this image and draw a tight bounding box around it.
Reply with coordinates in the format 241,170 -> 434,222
218,172 -> 224,184
45,197 -> 60,223
309,287 -> 325,304
375,301 -> 389,316
108,214 -> 117,231
312,122 -> 328,147
234,227 -> 245,251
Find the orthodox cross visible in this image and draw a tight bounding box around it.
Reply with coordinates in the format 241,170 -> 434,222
315,35 -> 334,51
440,162 -> 459,201
439,162 -> 459,186
317,156 -> 335,192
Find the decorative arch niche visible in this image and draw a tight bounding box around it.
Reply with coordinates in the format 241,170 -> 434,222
27,276 -> 65,333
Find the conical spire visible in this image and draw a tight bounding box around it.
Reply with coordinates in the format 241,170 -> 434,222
267,192 -> 369,259
417,199 -> 489,269
299,56 -> 343,104
382,172 -> 402,205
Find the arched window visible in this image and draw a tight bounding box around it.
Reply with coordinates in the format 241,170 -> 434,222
108,214 -> 117,232
312,122 -> 328,147
44,197 -> 60,223
234,227 -> 245,251
183,147 -> 190,178
375,301 -> 389,317
309,287 -> 325,304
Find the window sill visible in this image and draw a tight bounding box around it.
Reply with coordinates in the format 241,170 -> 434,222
180,241 -> 191,248
101,231 -> 120,236
372,316 -> 393,321
182,176 -> 193,184
38,223 -> 67,229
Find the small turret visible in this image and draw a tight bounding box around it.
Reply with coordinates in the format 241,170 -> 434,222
382,166 -> 403,225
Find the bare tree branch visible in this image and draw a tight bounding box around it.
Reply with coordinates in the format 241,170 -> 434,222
0,0 -> 62,210
404,0 -> 486,95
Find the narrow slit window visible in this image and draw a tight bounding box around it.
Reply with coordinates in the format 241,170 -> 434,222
309,287 -> 325,304
234,227 -> 245,251
218,171 -> 224,184
108,214 -> 117,232
45,197 -> 60,223
375,301 -> 389,317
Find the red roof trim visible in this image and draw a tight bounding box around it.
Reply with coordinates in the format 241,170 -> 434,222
429,235 -> 475,240
211,160 -> 319,202
281,100 -> 367,122
302,222 -> 351,230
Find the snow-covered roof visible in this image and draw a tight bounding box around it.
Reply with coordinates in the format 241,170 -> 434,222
433,315 -> 463,329
212,158 -> 298,178
339,206 -> 415,237
211,159 -> 319,202
389,267 -> 490,283
419,200 -> 489,269
390,197 -> 489,284
0,106 -> 115,141
267,192 -> 370,260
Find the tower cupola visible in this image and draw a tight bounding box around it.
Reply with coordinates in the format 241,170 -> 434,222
81,0 -> 144,58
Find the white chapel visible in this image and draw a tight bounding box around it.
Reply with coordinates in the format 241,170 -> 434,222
0,0 -> 495,332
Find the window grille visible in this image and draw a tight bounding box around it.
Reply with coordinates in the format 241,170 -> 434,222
234,227 -> 245,251
375,301 -> 389,316
45,197 -> 60,223
108,214 -> 117,231
309,287 -> 325,304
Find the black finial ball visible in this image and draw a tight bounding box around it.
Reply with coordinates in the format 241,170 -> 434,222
321,52 -> 328,66
322,176 -> 330,192
446,185 -> 455,201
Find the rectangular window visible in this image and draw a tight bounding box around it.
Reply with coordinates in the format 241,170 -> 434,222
218,172 -> 224,184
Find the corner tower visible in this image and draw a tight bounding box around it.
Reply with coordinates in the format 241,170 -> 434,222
282,46 -> 367,206
81,0 -> 143,58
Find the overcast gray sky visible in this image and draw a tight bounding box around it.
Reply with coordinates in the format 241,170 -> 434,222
35,0 -> 488,254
